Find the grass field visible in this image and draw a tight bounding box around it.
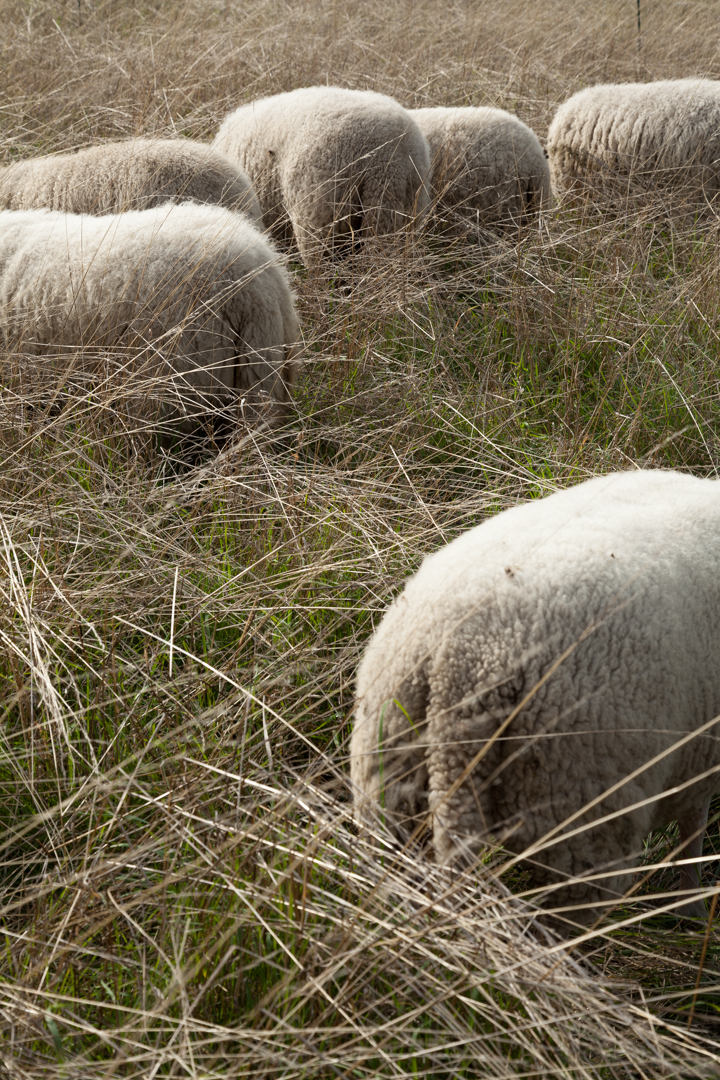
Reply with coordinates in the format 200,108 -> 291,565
2,0 -> 720,1075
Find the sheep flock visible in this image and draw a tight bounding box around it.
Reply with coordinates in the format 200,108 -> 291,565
5,75 -> 720,942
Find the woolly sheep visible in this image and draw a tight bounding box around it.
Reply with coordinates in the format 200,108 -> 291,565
351,470 -> 720,925
547,79 -> 720,205
0,202 -> 299,438
212,86 -> 431,266
410,106 -> 551,231
0,139 -> 263,226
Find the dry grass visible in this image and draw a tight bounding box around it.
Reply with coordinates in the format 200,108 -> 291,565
2,0 -> 720,1075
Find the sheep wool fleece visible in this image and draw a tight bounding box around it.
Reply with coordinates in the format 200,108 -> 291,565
0,203 -> 298,429
547,79 -> 720,200
0,139 -> 263,226
410,107 -> 550,227
352,470 -> 720,919
213,86 -> 431,265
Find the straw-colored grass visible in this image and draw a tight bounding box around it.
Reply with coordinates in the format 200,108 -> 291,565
2,0 -> 720,1074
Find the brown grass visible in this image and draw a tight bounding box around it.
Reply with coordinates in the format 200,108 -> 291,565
1,0 -> 720,1075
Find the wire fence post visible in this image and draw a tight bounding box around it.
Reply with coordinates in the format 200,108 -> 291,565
637,0 -> 641,52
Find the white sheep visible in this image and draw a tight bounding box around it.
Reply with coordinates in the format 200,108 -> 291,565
352,470 -> 720,925
547,79 -> 720,204
212,86 -> 431,266
410,106 -> 551,231
0,202 -> 299,439
0,139 -> 263,226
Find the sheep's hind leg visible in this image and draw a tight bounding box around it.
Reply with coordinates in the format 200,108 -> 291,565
675,802 -> 711,921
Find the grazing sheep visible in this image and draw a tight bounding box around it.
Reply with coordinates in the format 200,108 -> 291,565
547,79 -> 720,205
0,202 -> 299,439
0,139 -> 263,226
213,86 -> 431,265
352,470 -> 720,925
410,106 -> 551,231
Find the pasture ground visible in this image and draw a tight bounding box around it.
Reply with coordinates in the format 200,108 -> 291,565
2,0 -> 720,1075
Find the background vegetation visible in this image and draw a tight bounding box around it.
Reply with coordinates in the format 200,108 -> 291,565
1,0 -> 720,1074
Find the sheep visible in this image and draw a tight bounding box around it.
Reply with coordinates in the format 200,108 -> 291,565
0,138 -> 263,226
351,469 -> 720,926
0,202 -> 299,441
547,79 -> 720,206
410,106 -> 551,232
212,86 -> 431,266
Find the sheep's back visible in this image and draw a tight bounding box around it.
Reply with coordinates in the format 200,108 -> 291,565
0,140 -> 262,225
547,79 -> 720,200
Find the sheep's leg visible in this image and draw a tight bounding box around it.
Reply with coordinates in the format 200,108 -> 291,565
427,709 -> 497,868
676,801 -> 711,920
351,684 -> 431,843
285,200 -> 325,271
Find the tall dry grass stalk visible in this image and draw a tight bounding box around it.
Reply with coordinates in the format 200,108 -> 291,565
1,0 -> 720,1074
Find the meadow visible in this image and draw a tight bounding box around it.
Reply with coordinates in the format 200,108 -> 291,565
2,0 -> 720,1074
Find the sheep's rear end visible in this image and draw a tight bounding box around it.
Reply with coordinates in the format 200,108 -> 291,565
0,202 -> 299,447
213,86 -> 432,267
352,470 -> 720,929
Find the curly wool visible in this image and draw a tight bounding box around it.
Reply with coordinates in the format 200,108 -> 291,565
213,86 -> 431,265
0,202 -> 299,435
352,470 -> 720,924
0,139 -> 262,226
410,106 -> 550,230
547,79 -> 720,202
